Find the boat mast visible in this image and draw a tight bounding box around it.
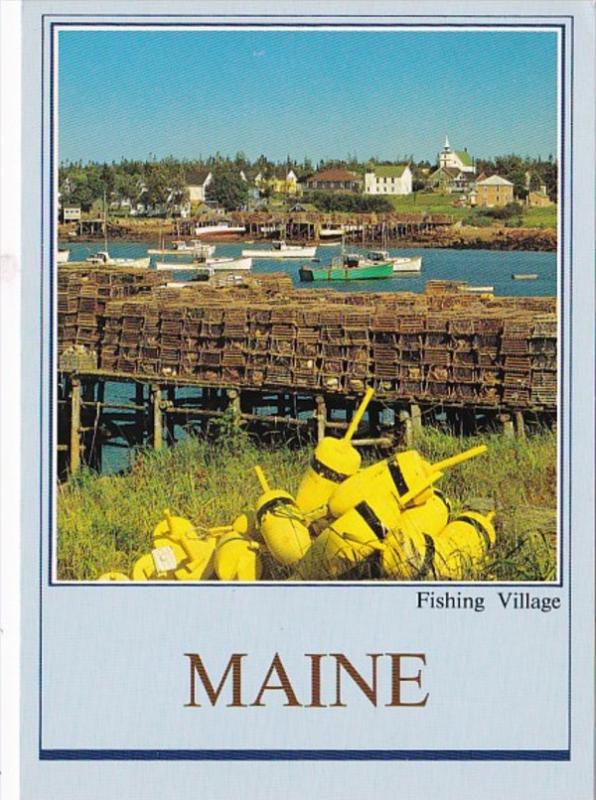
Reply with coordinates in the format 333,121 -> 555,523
103,187 -> 109,253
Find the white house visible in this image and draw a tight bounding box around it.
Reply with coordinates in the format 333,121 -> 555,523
439,137 -> 475,174
185,168 -> 213,203
364,164 -> 412,195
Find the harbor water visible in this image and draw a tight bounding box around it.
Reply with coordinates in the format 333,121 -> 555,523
63,240 -> 557,297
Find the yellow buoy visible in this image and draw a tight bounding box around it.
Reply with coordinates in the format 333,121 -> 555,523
381,491 -> 451,580
292,487 -> 402,580
254,466 -> 311,566
295,387 -> 375,521
433,511 -> 496,580
214,528 -> 262,581
97,571 -> 130,582
328,445 -> 487,518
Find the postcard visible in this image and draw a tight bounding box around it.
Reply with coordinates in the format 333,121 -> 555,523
2,1 -> 594,798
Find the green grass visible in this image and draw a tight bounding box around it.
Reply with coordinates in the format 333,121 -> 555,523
57,427 -> 557,583
385,193 -> 557,229
522,205 -> 558,229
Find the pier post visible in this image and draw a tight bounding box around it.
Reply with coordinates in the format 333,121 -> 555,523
227,389 -> 241,426
69,377 -> 82,473
368,402 -> 381,439
166,386 -> 176,444
514,410 -> 526,440
399,409 -> 413,448
315,395 -> 326,443
499,413 -> 515,439
151,384 -> 163,450
410,403 -> 422,433
135,383 -> 145,445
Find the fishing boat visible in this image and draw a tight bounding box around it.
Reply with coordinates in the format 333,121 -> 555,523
193,222 -> 246,239
85,251 -> 150,268
365,249 -> 422,273
57,248 -> 70,264
318,225 -> 344,243
156,256 -> 252,272
299,253 -> 393,282
459,285 -> 494,294
512,273 -> 539,280
242,240 -> 317,259
147,240 -> 215,258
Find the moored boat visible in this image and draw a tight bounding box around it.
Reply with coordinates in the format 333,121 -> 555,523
57,248 -> 70,264
85,251 -> 150,268
242,241 -> 317,259
147,241 -> 215,258
156,256 -> 252,272
512,273 -> 539,280
193,223 -> 246,239
365,249 -> 422,273
299,253 -> 393,282
459,285 -> 494,293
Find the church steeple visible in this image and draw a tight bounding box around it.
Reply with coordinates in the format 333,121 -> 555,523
443,135 -> 451,151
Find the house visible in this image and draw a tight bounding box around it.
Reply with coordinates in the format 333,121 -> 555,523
528,189 -> 554,207
428,166 -> 476,194
439,137 -> 475,174
474,175 -> 514,207
253,168 -> 299,196
306,168 -> 362,193
364,164 -> 412,195
185,168 -> 213,203
61,206 -> 81,223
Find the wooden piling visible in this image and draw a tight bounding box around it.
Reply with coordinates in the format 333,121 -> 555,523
69,377 -> 82,473
151,384 -> 163,450
399,409 -> 413,448
410,403 -> 422,432
514,410 -> 526,440
315,395 -> 326,443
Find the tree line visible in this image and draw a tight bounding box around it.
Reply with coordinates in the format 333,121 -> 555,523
59,152 -> 558,213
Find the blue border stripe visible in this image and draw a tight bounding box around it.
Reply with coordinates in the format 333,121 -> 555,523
40,749 -> 570,762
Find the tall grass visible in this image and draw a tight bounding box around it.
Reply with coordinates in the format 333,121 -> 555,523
57,427 -> 557,582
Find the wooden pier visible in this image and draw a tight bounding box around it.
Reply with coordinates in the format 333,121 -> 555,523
58,370 -> 554,477
57,267 -> 557,475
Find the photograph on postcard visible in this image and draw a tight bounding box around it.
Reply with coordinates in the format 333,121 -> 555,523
54,28 -> 559,584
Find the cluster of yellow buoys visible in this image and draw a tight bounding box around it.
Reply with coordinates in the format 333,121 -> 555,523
99,388 -> 496,583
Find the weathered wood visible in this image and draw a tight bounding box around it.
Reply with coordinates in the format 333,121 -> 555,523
399,410 -> 413,448
69,377 -> 82,472
151,384 -> 163,450
514,410 -> 526,440
315,395 -> 327,443
410,403 -> 423,432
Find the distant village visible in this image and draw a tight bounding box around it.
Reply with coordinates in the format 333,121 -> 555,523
58,136 -> 557,223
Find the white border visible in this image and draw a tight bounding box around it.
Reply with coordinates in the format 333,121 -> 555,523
0,1 -> 22,798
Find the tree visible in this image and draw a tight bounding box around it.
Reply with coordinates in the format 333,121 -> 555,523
207,171 -> 249,210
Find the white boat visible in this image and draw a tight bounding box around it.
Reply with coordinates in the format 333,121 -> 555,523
365,250 -> 422,273
193,223 -> 246,238
242,241 -> 317,259
319,226 -> 344,242
85,251 -> 150,268
57,248 -> 70,264
459,285 -> 494,294
147,240 -> 215,258
156,256 -> 252,272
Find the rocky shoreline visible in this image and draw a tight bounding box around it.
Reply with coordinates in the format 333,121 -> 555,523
59,222 -> 557,252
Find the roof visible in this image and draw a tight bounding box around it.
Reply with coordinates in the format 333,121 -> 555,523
309,169 -> 362,183
476,175 -> 514,187
185,168 -> 211,186
455,150 -> 474,167
370,164 -> 409,178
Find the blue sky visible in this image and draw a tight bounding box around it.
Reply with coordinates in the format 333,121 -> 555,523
58,29 -> 558,164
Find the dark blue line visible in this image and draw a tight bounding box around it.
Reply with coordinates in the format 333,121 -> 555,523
44,13 -> 574,19
38,15 -> 45,756
40,748 -> 570,762
567,15 -> 574,755
51,22 -> 565,29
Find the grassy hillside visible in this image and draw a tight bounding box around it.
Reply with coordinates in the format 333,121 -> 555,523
57,428 -> 557,583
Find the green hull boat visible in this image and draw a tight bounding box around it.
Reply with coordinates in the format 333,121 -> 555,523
299,262 -> 393,282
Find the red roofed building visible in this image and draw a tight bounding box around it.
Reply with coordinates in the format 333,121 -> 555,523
306,169 -> 362,193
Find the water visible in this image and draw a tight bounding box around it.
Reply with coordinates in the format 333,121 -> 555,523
62,239 -> 556,473
64,240 -> 557,297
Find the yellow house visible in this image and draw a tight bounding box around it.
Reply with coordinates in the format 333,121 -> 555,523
475,175 -> 514,207
528,190 -> 554,207
255,169 -> 299,196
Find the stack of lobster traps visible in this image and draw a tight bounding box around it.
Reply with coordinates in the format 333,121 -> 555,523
57,266 -> 171,367
59,271 -> 558,413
